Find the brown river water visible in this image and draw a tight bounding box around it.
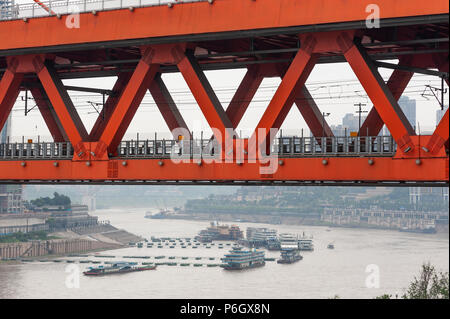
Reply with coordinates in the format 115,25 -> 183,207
0,208 -> 448,299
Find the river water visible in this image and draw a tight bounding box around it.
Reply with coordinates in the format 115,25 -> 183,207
0,208 -> 448,299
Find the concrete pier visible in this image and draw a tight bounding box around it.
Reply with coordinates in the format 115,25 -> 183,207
0,239 -> 120,259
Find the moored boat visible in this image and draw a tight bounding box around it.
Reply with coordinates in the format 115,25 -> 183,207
221,246 -> 265,270
83,262 -> 156,276
277,249 -> 303,264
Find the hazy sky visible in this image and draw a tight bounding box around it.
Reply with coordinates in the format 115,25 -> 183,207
6,0 -> 449,141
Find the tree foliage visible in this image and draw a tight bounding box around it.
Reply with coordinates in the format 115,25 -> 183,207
376,262 -> 449,299
30,192 -> 71,208
403,262 -> 449,299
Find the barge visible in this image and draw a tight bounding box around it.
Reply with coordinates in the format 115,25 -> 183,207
83,262 -> 156,276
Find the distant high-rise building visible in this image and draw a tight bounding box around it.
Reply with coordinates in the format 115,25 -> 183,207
383,96 -> 416,136
330,113 -> 367,136
0,1 -> 17,20
409,187 -> 449,207
0,114 -> 11,143
0,115 -> 23,214
436,105 -> 449,126
399,96 -> 417,128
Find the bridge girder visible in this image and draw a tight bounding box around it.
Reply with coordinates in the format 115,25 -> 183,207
0,0 -> 448,184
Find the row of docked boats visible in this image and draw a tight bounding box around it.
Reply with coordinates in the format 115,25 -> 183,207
84,244 -> 302,275
220,244 -> 304,269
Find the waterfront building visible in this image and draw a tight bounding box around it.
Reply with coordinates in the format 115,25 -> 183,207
0,215 -> 48,235
0,116 -> 24,214
322,207 -> 448,232
0,185 -> 23,214
0,0 -> 17,20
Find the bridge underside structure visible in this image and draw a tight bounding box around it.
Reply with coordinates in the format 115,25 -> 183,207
0,0 -> 448,186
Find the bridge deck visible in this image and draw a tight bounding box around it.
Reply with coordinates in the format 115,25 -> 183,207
0,0 -> 448,53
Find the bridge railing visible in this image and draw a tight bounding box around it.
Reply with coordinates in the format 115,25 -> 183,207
274,136 -> 397,157
0,142 -> 73,159
118,135 -> 397,159
0,136 -> 396,160
0,0 -> 209,21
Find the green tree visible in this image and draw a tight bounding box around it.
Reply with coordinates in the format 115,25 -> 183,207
403,262 -> 449,299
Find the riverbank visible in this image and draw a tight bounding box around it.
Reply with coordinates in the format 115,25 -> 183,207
0,222 -> 143,261
0,238 -> 121,260
150,211 -> 449,234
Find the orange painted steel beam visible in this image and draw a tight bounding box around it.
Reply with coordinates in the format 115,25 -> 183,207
98,54 -> 159,157
0,0 -> 448,52
149,73 -> 190,138
426,109 -> 449,154
89,72 -> 133,141
342,41 -> 416,153
251,39 -> 317,151
0,68 -> 22,131
226,65 -> 265,129
1,157 -> 447,183
35,61 -> 89,152
359,65 -> 413,137
294,86 -> 334,138
29,85 -> 67,142
177,51 -> 234,143
359,53 -> 449,137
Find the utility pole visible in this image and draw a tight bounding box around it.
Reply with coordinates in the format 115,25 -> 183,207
354,103 -> 367,134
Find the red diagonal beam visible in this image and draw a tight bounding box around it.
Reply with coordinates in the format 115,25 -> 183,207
29,85 -> 67,142
270,62 -> 334,138
426,108 -> 449,154
177,51 -> 234,142
359,65 -> 413,137
251,39 -> 317,151
35,61 -> 89,151
99,49 -> 159,157
0,68 -> 22,133
149,72 -> 190,138
89,72 -> 133,141
295,85 -> 334,138
342,41 -> 415,152
226,65 -> 265,129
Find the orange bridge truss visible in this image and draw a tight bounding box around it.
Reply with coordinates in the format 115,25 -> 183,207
0,0 -> 448,186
